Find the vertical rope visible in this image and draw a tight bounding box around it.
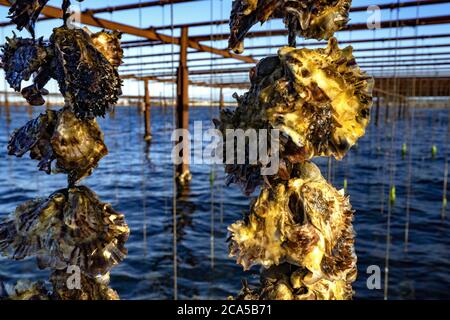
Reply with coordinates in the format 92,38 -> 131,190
384,1 -> 401,300
404,2 -> 420,253
170,0 -> 178,301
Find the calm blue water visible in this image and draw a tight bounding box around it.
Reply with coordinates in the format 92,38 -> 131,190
0,104 -> 449,300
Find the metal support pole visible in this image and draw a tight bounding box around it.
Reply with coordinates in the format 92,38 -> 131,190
176,27 -> 191,184
144,79 -> 152,141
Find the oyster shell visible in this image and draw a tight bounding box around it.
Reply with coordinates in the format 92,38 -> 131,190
1,26 -> 122,117
0,186 -> 129,277
228,162 -> 356,299
7,0 -> 50,38
7,0 -> 85,37
7,109 -> 108,183
90,30 -> 124,68
50,271 -> 119,300
0,273 -> 118,300
0,280 -> 50,300
216,38 -> 372,193
51,110 -> 108,185
1,35 -> 51,106
229,0 -> 351,53
51,26 -> 123,118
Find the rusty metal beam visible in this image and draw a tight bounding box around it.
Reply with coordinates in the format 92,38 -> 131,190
0,0 -> 256,63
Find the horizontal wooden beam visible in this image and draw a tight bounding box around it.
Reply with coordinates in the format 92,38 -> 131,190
0,0 -> 256,63
84,0 -> 200,14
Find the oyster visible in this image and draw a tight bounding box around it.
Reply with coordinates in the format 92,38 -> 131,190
216,38 -> 372,193
1,26 -> 122,118
7,109 -> 108,183
229,0 -> 351,53
50,271 -> 119,300
51,26 -> 123,118
51,110 -> 108,185
0,273 -> 118,300
7,0 -> 50,38
90,30 -> 124,68
1,35 -> 51,106
0,186 -> 129,277
0,280 -> 50,300
7,0 -> 85,37
228,162 -> 356,299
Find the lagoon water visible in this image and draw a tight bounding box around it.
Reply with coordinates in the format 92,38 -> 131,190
0,105 -> 449,300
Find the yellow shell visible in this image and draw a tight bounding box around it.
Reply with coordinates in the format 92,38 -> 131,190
0,186 -> 129,277
263,38 -> 373,160
51,110 -> 108,185
229,162 -> 356,299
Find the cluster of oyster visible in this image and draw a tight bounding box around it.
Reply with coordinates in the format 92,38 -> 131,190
217,38 -> 372,195
0,186 -> 129,276
229,0 -> 351,53
229,162 -> 356,299
0,0 -> 127,300
220,0 -> 372,300
2,27 -> 123,118
0,272 -> 120,300
8,0 -> 84,37
8,110 -> 107,185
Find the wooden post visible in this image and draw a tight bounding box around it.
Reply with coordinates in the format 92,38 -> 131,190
4,91 -> 10,124
219,88 -> 224,110
176,27 -> 191,184
144,79 -> 152,141
375,94 -> 380,127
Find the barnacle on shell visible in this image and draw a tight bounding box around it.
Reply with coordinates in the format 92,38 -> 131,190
229,0 -> 351,53
51,26 -> 123,118
0,186 -> 129,277
216,38 -> 372,193
7,109 -> 108,183
228,162 -> 356,299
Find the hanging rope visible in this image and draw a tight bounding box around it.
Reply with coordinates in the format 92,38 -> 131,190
170,0 -> 178,301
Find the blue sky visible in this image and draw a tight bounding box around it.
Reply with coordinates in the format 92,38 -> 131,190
0,0 -> 449,102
